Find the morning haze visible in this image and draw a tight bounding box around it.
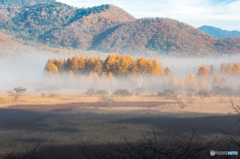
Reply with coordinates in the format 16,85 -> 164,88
0,0 -> 240,158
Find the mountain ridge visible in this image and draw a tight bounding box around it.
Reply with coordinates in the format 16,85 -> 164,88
0,0 -> 56,6
198,25 -> 240,38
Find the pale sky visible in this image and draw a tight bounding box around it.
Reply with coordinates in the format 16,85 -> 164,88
57,0 -> 240,31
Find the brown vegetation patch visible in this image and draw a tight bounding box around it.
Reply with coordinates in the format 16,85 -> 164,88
7,101 -> 175,111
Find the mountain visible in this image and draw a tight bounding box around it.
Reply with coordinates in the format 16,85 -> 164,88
0,2 -> 240,56
8,2 -> 77,41
0,33 -> 32,56
198,25 -> 240,38
39,4 -> 136,49
92,18 -> 217,56
0,0 -> 56,6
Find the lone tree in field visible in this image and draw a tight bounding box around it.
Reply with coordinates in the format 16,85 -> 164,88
7,87 -> 26,101
164,89 -> 175,99
196,91 -> 209,100
99,95 -> 114,106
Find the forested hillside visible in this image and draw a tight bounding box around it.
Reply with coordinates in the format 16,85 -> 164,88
0,33 -> 31,55
0,2 -> 240,56
91,18 -> 240,56
0,0 -> 56,6
92,18 -> 217,56
39,4 -> 136,49
1,2 -> 77,41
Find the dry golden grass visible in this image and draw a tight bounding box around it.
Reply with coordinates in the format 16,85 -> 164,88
0,93 -> 238,115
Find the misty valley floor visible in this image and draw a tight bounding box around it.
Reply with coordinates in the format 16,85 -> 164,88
0,100 -> 239,155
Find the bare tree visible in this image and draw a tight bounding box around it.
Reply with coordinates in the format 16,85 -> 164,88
96,89 -> 108,96
113,89 -> 132,97
80,129 -> 214,159
86,88 -> 95,97
221,100 -> 240,148
7,87 -> 26,101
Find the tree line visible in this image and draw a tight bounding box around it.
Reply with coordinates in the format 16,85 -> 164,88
197,63 -> 240,76
44,54 -> 172,76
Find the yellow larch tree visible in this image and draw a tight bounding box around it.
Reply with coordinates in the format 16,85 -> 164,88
213,75 -> 220,87
233,64 -> 240,75
220,63 -> 226,74
164,67 -> 172,75
45,63 -> 59,75
119,55 -> 129,75
226,63 -> 233,74
209,64 -> 215,75
126,54 -> 135,73
152,59 -> 161,75
78,55 -> 85,72
197,65 -> 209,75
70,56 -> 79,72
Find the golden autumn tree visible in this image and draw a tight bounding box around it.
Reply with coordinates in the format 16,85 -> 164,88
45,63 -> 59,75
69,56 -> 79,72
178,77 -> 184,90
146,60 -> 154,74
119,55 -> 129,75
87,57 -> 96,72
233,64 -> 240,75
164,67 -> 172,75
126,54 -> 135,73
57,58 -> 65,72
152,59 -> 161,75
169,76 -> 178,89
113,59 -> 120,74
220,63 -> 226,74
44,59 -> 52,71
209,64 -> 215,75
199,77 -> 208,91
94,60 -> 103,74
213,75 -> 220,87
226,63 -> 233,74
103,55 -> 115,73
197,65 -> 209,75
78,55 -> 85,72
136,57 -> 148,88
66,57 -> 72,71
187,72 -> 198,91
85,55 -> 89,69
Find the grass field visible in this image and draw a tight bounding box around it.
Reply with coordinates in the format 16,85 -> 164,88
0,93 -> 239,155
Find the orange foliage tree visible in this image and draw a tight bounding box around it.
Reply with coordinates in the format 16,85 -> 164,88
197,65 -> 209,75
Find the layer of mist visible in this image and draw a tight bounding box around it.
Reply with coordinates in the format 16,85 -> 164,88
1,51 -> 240,95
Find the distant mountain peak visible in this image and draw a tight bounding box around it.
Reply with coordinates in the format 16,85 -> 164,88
198,25 -> 240,38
